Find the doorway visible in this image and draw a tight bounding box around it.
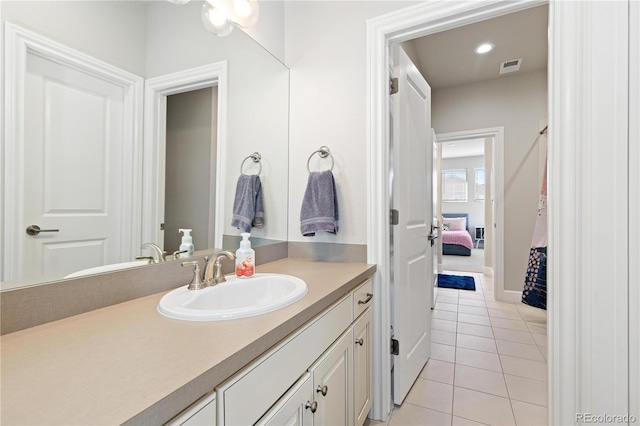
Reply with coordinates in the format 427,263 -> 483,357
164,87 -> 218,254
142,61 -> 228,251
366,2 -> 549,422
438,137 -> 487,274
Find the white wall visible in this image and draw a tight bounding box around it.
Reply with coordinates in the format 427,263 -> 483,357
0,1 -> 147,76
146,1 -> 290,245
242,0 -> 285,64
432,69 -> 547,292
284,1 -> 415,244
441,155 -> 485,244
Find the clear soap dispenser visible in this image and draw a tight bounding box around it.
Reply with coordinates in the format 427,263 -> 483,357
179,229 -> 195,257
235,233 -> 255,277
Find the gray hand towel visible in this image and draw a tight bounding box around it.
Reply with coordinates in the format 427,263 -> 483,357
231,174 -> 264,232
300,170 -> 338,236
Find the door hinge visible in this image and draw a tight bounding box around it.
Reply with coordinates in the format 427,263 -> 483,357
390,77 -> 398,95
391,338 -> 400,355
160,223 -> 165,231
390,209 -> 399,225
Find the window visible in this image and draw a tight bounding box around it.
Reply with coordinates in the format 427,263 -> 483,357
442,169 -> 467,202
475,168 -> 485,201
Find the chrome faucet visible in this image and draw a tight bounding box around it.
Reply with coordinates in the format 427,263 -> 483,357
203,250 -> 236,287
138,242 -> 167,263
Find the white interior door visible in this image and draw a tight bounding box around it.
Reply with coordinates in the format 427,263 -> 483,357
432,133 -> 441,308
391,45 -> 433,404
21,51 -> 127,279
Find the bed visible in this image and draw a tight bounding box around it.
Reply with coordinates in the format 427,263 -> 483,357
442,213 -> 473,256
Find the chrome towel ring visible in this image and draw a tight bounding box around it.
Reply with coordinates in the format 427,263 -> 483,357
240,152 -> 262,175
307,146 -> 334,173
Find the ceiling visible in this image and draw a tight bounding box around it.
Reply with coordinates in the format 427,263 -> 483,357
406,4 -> 548,89
440,138 -> 485,159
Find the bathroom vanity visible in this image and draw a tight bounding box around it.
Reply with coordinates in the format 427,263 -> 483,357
0,258 -> 375,425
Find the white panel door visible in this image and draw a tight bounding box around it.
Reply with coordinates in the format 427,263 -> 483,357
391,45 -> 433,404
22,52 -> 126,279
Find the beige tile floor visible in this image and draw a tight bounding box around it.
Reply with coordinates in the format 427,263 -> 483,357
369,271 -> 548,426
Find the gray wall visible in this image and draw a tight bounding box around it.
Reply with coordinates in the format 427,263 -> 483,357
432,69 -> 548,292
165,87 -> 218,253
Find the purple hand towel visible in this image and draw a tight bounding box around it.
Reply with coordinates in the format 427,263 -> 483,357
231,174 -> 264,232
300,170 -> 338,236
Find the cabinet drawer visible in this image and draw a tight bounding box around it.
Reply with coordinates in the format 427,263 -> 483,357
218,295 -> 351,426
352,279 -> 373,320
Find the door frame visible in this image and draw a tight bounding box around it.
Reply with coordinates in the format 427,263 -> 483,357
142,62 -> 228,249
367,0 -> 632,423
436,127 -> 504,299
1,22 -> 143,281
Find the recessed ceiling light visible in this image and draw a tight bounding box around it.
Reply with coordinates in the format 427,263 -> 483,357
475,43 -> 495,54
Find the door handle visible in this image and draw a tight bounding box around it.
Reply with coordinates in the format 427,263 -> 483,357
26,225 -> 60,236
428,224 -> 439,241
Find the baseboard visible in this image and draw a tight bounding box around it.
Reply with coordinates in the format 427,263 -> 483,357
483,267 -> 494,276
502,290 -> 523,303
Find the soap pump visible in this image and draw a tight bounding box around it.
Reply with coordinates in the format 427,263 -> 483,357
235,233 -> 255,277
179,229 -> 195,257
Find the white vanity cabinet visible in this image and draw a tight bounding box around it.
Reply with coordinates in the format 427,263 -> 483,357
352,308 -> 372,425
309,328 -> 353,425
215,279 -> 373,426
167,392 -> 216,426
256,373 -> 314,426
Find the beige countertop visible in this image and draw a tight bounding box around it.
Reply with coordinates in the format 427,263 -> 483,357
0,258 -> 376,425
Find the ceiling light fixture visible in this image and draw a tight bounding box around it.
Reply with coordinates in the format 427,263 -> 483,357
475,43 -> 495,54
168,0 -> 259,36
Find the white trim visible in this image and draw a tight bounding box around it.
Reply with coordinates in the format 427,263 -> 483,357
1,22 -> 143,282
548,1 -> 630,423
502,290 -> 523,304
483,267 -> 494,277
436,128 -> 504,301
366,2 -> 543,420
143,62 -> 228,249
629,1 -> 640,420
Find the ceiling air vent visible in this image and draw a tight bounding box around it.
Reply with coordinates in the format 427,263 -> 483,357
499,58 -> 522,74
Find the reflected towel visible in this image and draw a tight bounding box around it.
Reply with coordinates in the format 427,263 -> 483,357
300,170 -> 338,236
231,174 -> 264,232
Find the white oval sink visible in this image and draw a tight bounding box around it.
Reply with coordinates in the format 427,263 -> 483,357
64,260 -> 151,279
157,273 -> 308,321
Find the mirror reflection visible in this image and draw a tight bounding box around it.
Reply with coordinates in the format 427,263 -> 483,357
1,1 -> 289,290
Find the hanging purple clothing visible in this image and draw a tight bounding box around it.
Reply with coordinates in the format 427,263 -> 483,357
522,134 -> 548,310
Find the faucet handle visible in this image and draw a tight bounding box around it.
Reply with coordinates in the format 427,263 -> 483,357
172,249 -> 188,260
135,255 -> 155,264
182,261 -> 206,290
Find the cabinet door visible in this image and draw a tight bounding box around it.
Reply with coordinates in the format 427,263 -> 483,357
310,329 -> 353,426
353,309 -> 372,426
167,392 -> 216,426
257,373 -> 314,426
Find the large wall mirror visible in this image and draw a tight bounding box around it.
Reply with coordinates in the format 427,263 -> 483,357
1,1 -> 289,290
